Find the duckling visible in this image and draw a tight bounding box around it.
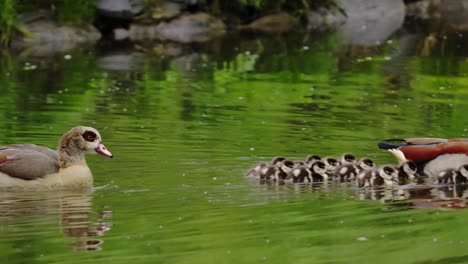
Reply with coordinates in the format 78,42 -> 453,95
257,165 -> 277,181
259,160 -> 295,182
271,156 -> 287,166
293,160 -> 307,168
244,156 -> 287,179
334,157 -> 375,182
339,153 -> 356,165
356,165 -> 398,188
437,169 -> 457,185
245,162 -> 269,178
458,164 -> 468,184
287,165 -> 312,183
288,160 -> 328,183
305,154 -> 321,164
322,156 -> 339,176
397,160 -> 417,185
358,157 -> 376,171
437,164 -> 468,185
310,160 -> 328,182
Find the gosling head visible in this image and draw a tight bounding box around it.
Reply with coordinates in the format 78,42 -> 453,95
358,157 -> 375,170
340,153 -> 356,164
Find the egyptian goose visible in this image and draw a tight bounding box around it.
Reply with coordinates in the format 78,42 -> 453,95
378,138 -> 468,178
0,126 -> 113,189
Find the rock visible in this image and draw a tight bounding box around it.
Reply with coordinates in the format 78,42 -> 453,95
437,0 -> 468,31
129,13 -> 225,42
150,2 -> 183,21
338,0 -> 405,46
114,28 -> 130,40
306,7 -> 347,31
10,17 -> 101,55
96,0 -> 144,19
240,12 -> 299,33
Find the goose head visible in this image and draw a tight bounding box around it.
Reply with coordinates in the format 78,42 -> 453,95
58,126 -> 113,168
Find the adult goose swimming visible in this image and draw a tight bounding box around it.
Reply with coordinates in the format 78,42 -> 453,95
378,137 -> 468,178
0,126 -> 113,189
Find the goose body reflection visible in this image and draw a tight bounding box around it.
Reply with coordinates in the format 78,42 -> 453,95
0,190 -> 112,252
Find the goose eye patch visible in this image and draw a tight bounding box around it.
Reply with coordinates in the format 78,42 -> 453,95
82,131 -> 97,142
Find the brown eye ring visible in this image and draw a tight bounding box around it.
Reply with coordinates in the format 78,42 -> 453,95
82,130 -> 97,142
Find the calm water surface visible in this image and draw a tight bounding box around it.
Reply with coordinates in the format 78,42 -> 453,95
1,30 -> 468,263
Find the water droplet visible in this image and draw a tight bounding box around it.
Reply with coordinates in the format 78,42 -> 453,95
64,54 -> 72,60
357,237 -> 368,241
433,237 -> 438,242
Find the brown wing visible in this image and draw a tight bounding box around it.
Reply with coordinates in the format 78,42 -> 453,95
0,145 -> 59,180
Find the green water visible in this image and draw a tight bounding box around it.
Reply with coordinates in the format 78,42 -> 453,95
1,31 -> 468,263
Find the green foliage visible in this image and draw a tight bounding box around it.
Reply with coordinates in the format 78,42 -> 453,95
56,0 -> 96,25
0,0 -> 16,45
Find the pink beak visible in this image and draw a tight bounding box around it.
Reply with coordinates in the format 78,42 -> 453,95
95,143 -> 113,158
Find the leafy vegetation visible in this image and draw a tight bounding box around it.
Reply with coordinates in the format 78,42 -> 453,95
0,0 -> 16,45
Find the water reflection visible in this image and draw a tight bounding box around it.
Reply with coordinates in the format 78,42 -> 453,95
249,179 -> 468,211
0,190 -> 112,252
